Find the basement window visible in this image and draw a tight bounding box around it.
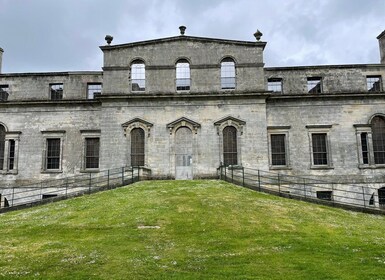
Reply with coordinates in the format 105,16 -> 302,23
316,191 -> 332,201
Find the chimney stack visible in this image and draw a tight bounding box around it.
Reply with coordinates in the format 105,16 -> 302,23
378,30 -> 385,64
0,47 -> 3,73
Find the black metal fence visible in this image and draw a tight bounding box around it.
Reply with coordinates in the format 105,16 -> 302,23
219,166 -> 385,214
0,166 -> 140,211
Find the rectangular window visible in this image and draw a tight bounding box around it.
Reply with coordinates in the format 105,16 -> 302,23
268,78 -> 282,93
307,77 -> 322,93
271,134 -> 286,166
46,138 -> 61,169
7,140 -> 15,170
50,84 -> 63,100
85,138 -> 100,169
367,76 -> 382,92
360,132 -> 369,164
316,191 -> 332,201
312,133 -> 328,165
87,83 -> 102,99
0,85 -> 9,101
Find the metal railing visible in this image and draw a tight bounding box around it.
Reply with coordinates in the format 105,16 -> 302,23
0,166 -> 141,211
219,165 -> 385,214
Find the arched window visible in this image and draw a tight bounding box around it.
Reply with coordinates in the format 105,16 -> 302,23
131,128 -> 145,166
223,126 -> 237,166
131,60 -> 145,91
221,58 -> 236,89
0,125 -> 5,170
176,59 -> 190,91
372,116 -> 385,164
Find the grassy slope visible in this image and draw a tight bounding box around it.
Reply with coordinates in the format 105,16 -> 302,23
0,180 -> 385,280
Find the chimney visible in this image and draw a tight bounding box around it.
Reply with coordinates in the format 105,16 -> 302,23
378,30 -> 385,64
0,47 -> 3,73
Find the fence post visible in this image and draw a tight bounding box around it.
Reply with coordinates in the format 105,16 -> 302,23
122,167 -> 125,185
362,186 -> 366,208
138,166 -> 140,182
107,169 -> 110,189
11,187 -> 15,207
303,178 -> 307,198
219,165 -> 222,180
224,166 -> 227,181
231,167 -> 234,183
242,167 -> 245,187
89,173 -> 92,194
331,183 -> 335,207
65,178 -> 68,197
278,173 -> 281,195
258,170 -> 261,191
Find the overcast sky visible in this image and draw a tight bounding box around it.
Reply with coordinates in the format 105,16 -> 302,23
0,0 -> 384,73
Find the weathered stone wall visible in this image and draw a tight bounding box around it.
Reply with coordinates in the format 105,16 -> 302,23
0,72 -> 102,100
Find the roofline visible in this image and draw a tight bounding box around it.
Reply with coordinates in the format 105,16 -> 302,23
377,30 -> 385,39
265,63 -> 385,71
100,35 -> 266,51
0,71 -> 103,77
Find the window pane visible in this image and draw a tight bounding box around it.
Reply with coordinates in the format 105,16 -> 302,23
0,85 -> 9,101
87,83 -> 102,99
367,76 -> 382,92
176,60 -> 190,91
50,84 -> 63,100
268,78 -> 282,93
131,128 -> 145,166
361,132 -> 369,164
85,138 -> 100,168
221,59 -> 235,89
271,134 -> 286,166
0,125 -> 5,170
312,133 -> 328,165
223,126 -> 237,166
47,138 -> 61,169
8,140 -> 15,170
131,62 -> 145,91
372,116 -> 385,164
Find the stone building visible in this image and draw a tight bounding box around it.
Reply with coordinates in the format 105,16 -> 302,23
0,27 -> 385,206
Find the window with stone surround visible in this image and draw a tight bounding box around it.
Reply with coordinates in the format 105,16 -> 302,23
367,76 -> 383,92
307,77 -> 322,93
176,59 -> 190,91
0,124 -> 21,174
50,83 -> 63,100
221,58 -> 236,89
268,78 -> 283,93
223,126 -> 238,166
87,83 -> 102,99
130,128 -> 145,166
268,126 -> 290,169
81,130 -> 101,171
0,85 -> 9,101
42,131 -> 65,172
307,125 -> 333,169
131,60 -> 146,92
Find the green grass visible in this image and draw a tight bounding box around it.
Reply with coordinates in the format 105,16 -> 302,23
0,180 -> 385,279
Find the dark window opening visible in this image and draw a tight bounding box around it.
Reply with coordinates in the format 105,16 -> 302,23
369,193 -> 375,206
42,194 -> 58,199
50,84 -> 63,100
85,138 -> 99,169
271,134 -> 286,166
3,197 -> 9,207
223,126 -> 237,166
372,116 -> 385,164
46,138 -> 61,169
0,85 -> 9,101
317,191 -> 332,201
378,188 -> 385,208
0,125 -> 5,170
360,132 -> 369,164
131,128 -> 145,166
8,139 -> 15,170
312,133 -> 328,165
307,77 -> 322,93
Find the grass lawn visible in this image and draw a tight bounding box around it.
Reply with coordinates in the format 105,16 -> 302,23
0,180 -> 385,279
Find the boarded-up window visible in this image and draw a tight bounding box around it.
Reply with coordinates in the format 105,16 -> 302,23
223,126 -> 237,166
131,128 -> 145,166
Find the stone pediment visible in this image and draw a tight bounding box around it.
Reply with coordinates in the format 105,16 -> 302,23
122,118 -> 153,137
214,116 -> 246,135
167,117 -> 201,135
